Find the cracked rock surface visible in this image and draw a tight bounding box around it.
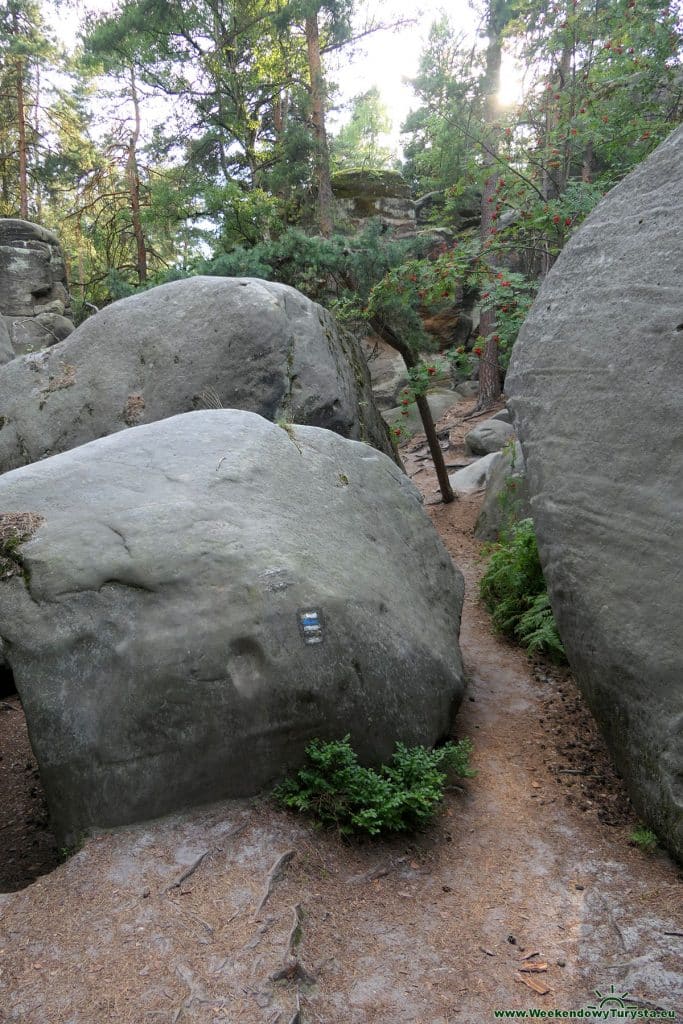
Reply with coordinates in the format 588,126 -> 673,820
0,409 -> 464,844
0,275 -> 395,474
0,218 -> 74,361
507,125 -> 683,862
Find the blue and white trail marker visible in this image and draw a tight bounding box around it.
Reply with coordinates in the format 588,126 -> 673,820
298,608 -> 324,645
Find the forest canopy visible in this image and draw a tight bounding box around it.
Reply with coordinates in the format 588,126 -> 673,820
2,0 -> 682,394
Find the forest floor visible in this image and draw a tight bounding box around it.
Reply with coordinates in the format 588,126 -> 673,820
0,398 -> 681,1023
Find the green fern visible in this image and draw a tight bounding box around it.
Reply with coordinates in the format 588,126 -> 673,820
516,592 -> 565,659
480,519 -> 565,661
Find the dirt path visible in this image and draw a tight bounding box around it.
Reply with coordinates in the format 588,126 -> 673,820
1,401 -> 681,1023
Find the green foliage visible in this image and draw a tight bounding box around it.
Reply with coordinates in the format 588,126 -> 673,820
629,825 -> 658,853
274,735 -> 475,836
331,86 -> 395,170
480,518 -> 565,660
203,219 -> 422,306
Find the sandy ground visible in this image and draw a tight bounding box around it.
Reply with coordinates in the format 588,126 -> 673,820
0,399 -> 681,1024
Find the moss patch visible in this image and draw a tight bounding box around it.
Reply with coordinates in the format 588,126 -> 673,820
331,169 -> 410,199
0,512 -> 45,581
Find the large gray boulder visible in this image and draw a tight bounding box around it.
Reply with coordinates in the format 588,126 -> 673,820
0,276 -> 395,474
506,126 -> 683,861
0,218 -> 74,361
0,410 -> 465,843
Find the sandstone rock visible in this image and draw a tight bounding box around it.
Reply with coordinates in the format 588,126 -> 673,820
0,318 -> 13,365
382,388 -> 463,435
0,276 -> 395,474
506,125 -> 683,861
331,169 -> 415,232
448,452 -> 499,495
0,410 -> 465,843
0,218 -> 74,357
361,335 -> 410,409
465,417 -> 515,455
331,169 -> 411,199
422,308 -> 473,350
474,442 -> 530,541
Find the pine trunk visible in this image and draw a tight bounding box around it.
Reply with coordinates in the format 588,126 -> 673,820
472,8 -> 505,414
126,67 -> 147,285
370,316 -> 455,504
12,6 -> 28,219
305,12 -> 334,237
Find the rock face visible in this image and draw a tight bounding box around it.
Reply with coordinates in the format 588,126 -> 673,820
474,442 -> 530,541
506,126 -> 683,861
0,276 -> 395,474
331,169 -> 416,234
361,334 -> 410,409
0,219 -> 74,361
0,410 -> 465,843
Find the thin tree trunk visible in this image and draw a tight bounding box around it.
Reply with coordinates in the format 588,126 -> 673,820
472,7 -> 505,414
370,316 -> 455,504
33,64 -> 41,218
126,66 -> 147,285
305,11 -> 334,237
12,6 -> 28,219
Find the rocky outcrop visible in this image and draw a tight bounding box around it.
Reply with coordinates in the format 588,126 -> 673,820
506,125 -> 683,861
0,219 -> 74,362
474,442 -> 530,541
331,169 -> 415,234
0,410 -> 465,843
361,334 -> 410,409
0,276 -> 396,474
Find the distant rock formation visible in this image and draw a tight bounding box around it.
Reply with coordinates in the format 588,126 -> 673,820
507,125 -> 683,862
331,169 -> 416,235
0,218 -> 74,363
0,276 -> 396,474
0,410 -> 465,842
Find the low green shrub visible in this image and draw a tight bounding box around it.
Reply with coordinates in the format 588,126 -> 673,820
479,518 -> 565,661
274,735 -> 475,836
629,825 -> 658,853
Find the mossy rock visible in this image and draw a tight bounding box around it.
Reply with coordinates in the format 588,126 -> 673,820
331,169 -> 411,199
